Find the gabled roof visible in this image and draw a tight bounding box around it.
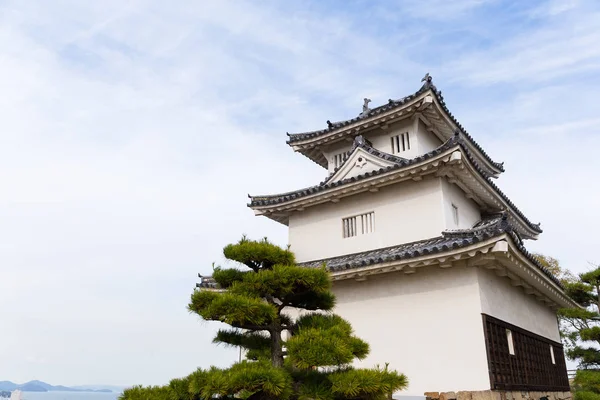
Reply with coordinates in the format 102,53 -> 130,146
299,214 -> 561,289
286,77 -> 504,176
322,135 -> 406,185
249,133 -> 542,238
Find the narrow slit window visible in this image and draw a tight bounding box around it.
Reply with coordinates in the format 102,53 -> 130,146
451,204 -> 459,226
332,152 -> 348,169
550,345 -> 556,364
343,212 -> 374,238
506,329 -> 515,355
391,132 -> 410,154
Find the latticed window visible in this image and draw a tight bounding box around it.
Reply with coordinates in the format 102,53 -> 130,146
343,212 -> 374,238
332,152 -> 348,169
391,132 -> 410,154
482,314 -> 569,391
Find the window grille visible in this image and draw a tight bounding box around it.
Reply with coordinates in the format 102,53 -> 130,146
332,152 -> 348,169
343,212 -> 374,238
391,132 -> 410,154
482,314 -> 569,391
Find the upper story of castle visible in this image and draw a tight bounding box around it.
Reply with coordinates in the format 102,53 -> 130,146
286,74 -> 505,179
248,75 -> 542,253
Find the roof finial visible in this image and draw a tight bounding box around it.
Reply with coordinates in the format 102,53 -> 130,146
362,98 -> 371,113
421,73 -> 436,90
327,120 -> 333,129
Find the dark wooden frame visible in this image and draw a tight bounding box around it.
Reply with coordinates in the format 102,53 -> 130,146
482,314 -> 570,391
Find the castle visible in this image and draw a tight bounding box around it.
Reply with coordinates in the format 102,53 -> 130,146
246,75 -> 576,397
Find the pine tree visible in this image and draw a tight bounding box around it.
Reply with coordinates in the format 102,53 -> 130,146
121,237 -> 407,400
558,265 -> 600,400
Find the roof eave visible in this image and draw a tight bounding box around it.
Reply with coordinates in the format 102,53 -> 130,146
249,144 -> 540,239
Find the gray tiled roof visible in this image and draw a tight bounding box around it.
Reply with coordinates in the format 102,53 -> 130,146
195,216 -> 562,291
299,215 -> 561,289
249,133 -> 542,235
286,80 -> 504,173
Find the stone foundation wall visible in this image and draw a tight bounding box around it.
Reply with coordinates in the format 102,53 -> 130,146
424,390 -> 572,400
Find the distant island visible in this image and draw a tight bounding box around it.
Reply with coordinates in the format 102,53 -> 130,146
0,380 -> 119,393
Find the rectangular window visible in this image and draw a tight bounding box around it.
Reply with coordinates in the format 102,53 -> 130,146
506,329 -> 515,355
550,345 -> 556,364
452,204 -> 459,226
343,212 -> 374,238
391,132 -> 410,154
332,152 -> 348,169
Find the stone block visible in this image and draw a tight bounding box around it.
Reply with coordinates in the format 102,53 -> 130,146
512,391 -> 524,400
440,392 -> 457,400
458,391 -> 473,400
425,392 -> 441,400
471,390 -> 494,400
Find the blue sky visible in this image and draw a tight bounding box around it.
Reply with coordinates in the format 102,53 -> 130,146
1,0 -> 599,388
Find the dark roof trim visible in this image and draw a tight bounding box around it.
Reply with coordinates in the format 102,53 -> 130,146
299,215 -> 561,289
250,133 -> 542,235
197,216 -> 562,292
286,81 -> 504,173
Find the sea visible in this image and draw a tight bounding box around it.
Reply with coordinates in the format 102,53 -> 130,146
19,393 -> 120,400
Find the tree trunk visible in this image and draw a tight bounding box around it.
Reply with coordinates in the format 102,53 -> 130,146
270,327 -> 284,368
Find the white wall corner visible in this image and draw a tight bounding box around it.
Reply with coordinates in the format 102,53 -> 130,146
491,240 -> 509,253
449,150 -> 462,163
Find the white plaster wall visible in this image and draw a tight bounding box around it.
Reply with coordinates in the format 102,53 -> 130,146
441,179 -> 481,230
477,268 -> 561,341
417,119 -> 443,154
333,265 -> 491,396
324,141 -> 353,174
365,119 -> 417,158
288,178 -> 446,262
323,118 -> 444,173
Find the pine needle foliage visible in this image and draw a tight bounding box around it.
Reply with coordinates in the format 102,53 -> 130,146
121,237 -> 408,400
558,263 -> 600,368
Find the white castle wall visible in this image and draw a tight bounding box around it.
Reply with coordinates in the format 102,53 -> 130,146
441,179 -> 481,230
330,264 -> 563,396
477,267 -> 561,341
288,178 -> 446,263
332,265 -> 491,396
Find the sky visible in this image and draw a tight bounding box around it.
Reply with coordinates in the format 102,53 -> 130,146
1,0 -> 599,388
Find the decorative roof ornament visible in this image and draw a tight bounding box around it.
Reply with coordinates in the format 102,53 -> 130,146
421,72 -> 437,91
354,135 -> 366,146
327,120 -> 333,129
362,98 -> 371,113
359,98 -> 371,118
